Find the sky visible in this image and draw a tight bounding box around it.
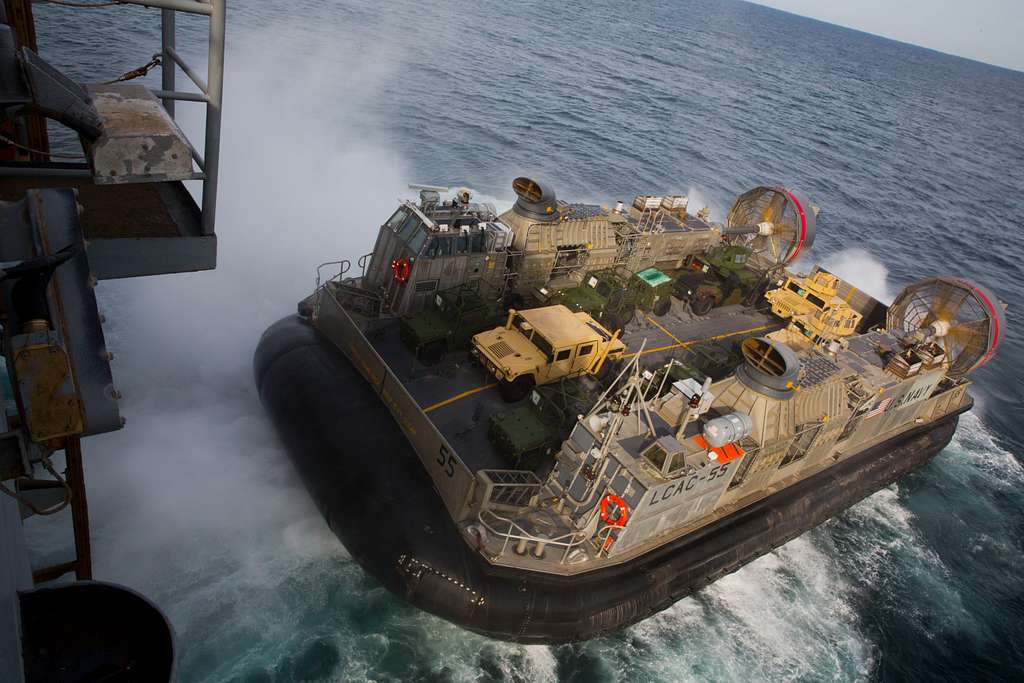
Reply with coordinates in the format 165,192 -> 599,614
750,0 -> 1024,72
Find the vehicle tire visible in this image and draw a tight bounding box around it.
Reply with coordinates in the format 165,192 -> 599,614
690,292 -> 714,316
498,375 -> 534,403
652,297 -> 671,317
600,310 -> 624,334
607,289 -> 625,312
503,291 -> 525,311
597,357 -> 623,383
742,286 -> 763,308
417,340 -> 446,366
620,305 -> 636,325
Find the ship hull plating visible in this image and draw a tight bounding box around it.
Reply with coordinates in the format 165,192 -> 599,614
255,315 -> 967,644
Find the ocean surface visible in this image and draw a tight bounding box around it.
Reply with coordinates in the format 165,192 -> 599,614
27,0 -> 1024,680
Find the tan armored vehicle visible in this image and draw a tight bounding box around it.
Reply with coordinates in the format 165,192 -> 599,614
471,305 -> 626,401
765,270 -> 864,348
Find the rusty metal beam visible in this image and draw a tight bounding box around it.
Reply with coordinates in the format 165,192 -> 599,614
3,0 -> 50,161
65,438 -> 92,580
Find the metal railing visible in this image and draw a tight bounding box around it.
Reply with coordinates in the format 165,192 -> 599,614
114,0 -> 225,236
474,469 -> 623,563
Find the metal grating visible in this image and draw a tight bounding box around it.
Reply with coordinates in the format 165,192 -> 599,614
489,340 -> 515,358
800,354 -> 840,387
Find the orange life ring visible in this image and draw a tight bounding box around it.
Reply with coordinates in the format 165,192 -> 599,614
600,494 -> 629,527
391,257 -> 411,283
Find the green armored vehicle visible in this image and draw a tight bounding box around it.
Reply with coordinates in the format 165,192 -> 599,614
674,244 -> 765,316
537,266 -> 675,332
399,282 -> 505,365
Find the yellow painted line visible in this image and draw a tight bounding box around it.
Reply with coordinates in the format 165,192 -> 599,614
424,382 -> 497,413
624,323 -> 774,358
423,323 -> 773,411
645,314 -> 685,346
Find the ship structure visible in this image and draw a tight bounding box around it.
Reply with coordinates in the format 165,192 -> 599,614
1,1 -> 225,679
256,177 -> 1005,643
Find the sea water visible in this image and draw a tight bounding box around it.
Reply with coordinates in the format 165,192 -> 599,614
29,0 -> 1024,679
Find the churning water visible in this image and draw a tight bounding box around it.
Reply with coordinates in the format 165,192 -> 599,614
29,0 -> 1024,680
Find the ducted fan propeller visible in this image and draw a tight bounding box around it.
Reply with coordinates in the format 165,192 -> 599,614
724,186 -> 816,268
887,277 -> 1005,377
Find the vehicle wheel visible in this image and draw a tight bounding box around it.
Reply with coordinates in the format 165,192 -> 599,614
620,305 -> 636,325
498,375 -> 534,402
652,296 -> 671,317
597,358 -> 623,383
417,340 -> 446,366
600,310 -> 624,334
503,291 -> 525,311
690,292 -> 714,316
742,286 -> 763,308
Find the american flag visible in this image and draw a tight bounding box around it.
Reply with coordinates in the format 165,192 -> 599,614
866,397 -> 892,419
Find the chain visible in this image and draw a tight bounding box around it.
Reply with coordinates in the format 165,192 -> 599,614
104,54 -> 162,84
37,0 -> 123,7
0,132 -> 84,159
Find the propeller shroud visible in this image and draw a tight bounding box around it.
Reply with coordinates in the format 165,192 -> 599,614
725,186 -> 816,269
887,277 -> 1004,377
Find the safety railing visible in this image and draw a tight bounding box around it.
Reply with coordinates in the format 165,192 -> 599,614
476,469 -> 542,509
110,0 -> 225,235
316,260 -> 350,289
474,469 -> 622,564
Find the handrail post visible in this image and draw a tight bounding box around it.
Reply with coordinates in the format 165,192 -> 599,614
160,9 -> 175,117
201,0 -> 226,235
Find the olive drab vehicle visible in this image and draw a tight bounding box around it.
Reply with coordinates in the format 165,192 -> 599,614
674,244 -> 766,316
257,175 -> 1005,644
399,281 -> 506,365
534,265 -> 675,334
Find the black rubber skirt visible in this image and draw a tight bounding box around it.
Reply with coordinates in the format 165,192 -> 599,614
255,315 -> 964,644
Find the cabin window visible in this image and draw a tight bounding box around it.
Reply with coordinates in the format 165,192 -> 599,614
787,282 -> 804,296
578,343 -> 594,357
386,208 -> 409,231
644,443 -> 668,471
425,234 -> 454,259
779,423 -> 823,468
397,213 -> 421,241
472,229 -> 488,253
555,348 -> 571,362
456,232 -> 470,254
806,292 -> 826,308
728,451 -> 758,490
533,333 -> 554,361
733,253 -> 747,264
596,280 -> 613,298
513,314 -> 534,340
408,228 -> 428,254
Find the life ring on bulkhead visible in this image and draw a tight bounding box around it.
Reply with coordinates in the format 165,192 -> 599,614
391,257 -> 411,283
600,494 -> 629,527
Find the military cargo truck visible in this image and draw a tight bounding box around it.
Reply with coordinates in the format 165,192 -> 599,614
471,305 -> 626,401
673,244 -> 766,316
534,266 -> 675,333
399,282 -> 506,365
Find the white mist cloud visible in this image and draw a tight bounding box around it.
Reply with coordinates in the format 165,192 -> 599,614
82,17 -> 408,603
820,248 -> 894,304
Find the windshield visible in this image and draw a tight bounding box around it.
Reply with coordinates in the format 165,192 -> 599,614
513,314 -> 534,340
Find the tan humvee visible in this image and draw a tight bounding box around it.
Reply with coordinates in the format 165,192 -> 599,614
471,305 -> 626,401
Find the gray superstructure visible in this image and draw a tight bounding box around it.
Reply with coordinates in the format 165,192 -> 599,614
1,2 -> 226,679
